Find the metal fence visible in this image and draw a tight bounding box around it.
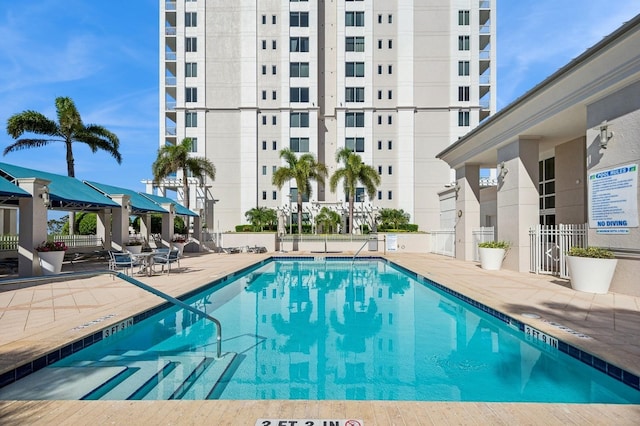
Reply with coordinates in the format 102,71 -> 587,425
529,224 -> 587,278
0,234 -> 104,252
429,229 -> 455,257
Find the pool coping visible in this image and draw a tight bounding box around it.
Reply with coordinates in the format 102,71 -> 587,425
1,255 -> 638,397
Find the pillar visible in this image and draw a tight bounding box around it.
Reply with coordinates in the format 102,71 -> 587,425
16,178 -> 50,277
110,194 -> 131,251
455,164 -> 481,261
497,138 -> 539,272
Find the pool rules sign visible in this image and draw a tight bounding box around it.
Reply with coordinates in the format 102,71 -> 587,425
588,164 -> 638,233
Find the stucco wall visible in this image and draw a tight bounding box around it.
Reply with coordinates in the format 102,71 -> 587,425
555,137 -> 587,224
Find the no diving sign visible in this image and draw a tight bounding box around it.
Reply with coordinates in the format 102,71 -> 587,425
256,420 -> 363,426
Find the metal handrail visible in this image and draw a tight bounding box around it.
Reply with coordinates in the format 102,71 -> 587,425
351,239 -> 370,264
0,270 -> 223,358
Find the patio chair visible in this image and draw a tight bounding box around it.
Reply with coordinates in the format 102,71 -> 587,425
108,251 -> 143,276
153,249 -> 181,274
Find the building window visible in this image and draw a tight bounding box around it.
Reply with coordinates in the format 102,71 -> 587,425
290,87 -> 309,102
262,166 -> 267,175
345,112 -> 365,127
185,87 -> 197,102
388,191 -> 393,200
458,35 -> 470,51
272,166 -> 277,173
262,191 -> 267,200
345,137 -> 365,152
261,40 -> 267,50
272,65 -> 277,75
185,37 -> 197,52
458,86 -> 470,102
290,62 -> 310,77
388,166 -> 393,175
377,165 -> 382,175
185,62 -> 197,77
388,140 -> 392,149
261,65 -> 267,75
458,111 -> 470,126
378,191 -> 382,200
272,91 -> 277,100
185,12 -> 197,27
345,11 -> 365,27
377,39 -> 382,49
387,115 -> 392,125
290,112 -> 309,127
388,65 -> 393,74
272,40 -> 277,49
290,137 -> 310,152
189,138 -> 197,152
458,10 -> 470,25
272,191 -> 277,200
185,111 -> 197,127
388,90 -> 392,100
272,15 -> 277,24
377,115 -> 382,125
346,37 -> 365,52
290,12 -> 309,27
388,40 -> 393,49
290,37 -> 309,52
539,157 -> 556,225
378,14 -> 382,24
262,15 -> 266,25
458,60 -> 470,76
262,115 -> 267,125
378,140 -> 382,150
261,90 -> 267,100
377,65 -> 382,75
272,141 -> 277,150
346,62 -> 365,77
262,140 -> 267,150
345,87 -> 365,102
388,14 -> 393,24
272,115 -> 277,125
377,90 -> 382,100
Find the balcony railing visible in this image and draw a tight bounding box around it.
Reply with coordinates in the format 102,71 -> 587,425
479,0 -> 491,9
165,51 -> 177,61
165,76 -> 176,86
479,50 -> 491,60
165,26 -> 176,36
165,1 -> 176,12
165,101 -> 176,111
166,126 -> 177,136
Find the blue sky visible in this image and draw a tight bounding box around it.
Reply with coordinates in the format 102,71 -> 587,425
0,1 -> 638,193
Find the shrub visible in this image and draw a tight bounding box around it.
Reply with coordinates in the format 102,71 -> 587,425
567,246 -> 614,259
478,241 -> 510,249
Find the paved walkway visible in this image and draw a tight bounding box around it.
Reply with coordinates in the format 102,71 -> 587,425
0,251 -> 639,425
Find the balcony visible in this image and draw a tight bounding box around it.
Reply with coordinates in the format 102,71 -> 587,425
165,51 -> 177,61
479,0 -> 491,9
165,1 -> 176,12
165,76 -> 176,86
165,126 -> 177,136
165,26 -> 176,36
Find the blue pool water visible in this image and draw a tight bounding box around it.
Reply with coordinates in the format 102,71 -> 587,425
2,259 -> 639,402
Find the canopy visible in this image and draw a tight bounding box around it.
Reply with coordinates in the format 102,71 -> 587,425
139,193 -> 199,217
0,162 -> 120,211
84,181 -> 168,215
0,176 -> 31,205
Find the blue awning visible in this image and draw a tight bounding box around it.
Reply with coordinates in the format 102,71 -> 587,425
84,181 -> 169,215
139,193 -> 199,217
0,162 -> 120,211
0,176 -> 31,205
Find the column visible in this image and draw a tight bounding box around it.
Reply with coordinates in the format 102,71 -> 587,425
110,194 -> 131,251
455,164 -> 480,261
497,138 -> 539,272
16,178 -> 50,277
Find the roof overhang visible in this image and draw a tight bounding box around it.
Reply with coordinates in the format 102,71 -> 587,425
84,181 -> 169,215
139,193 -> 199,217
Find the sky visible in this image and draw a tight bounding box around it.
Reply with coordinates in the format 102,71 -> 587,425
0,1 -> 638,194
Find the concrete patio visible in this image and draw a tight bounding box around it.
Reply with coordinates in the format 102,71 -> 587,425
0,251 -> 639,425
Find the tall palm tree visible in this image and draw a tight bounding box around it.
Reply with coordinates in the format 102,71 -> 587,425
272,148 -> 327,234
5,96 -> 122,234
329,148 -> 381,234
5,96 -> 121,178
152,137 -> 216,209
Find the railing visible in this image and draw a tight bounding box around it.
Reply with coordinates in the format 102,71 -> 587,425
352,239 -> 370,264
48,234 -> 103,248
165,1 -> 176,11
165,51 -> 177,61
0,235 -> 19,251
529,224 -> 587,278
165,26 -> 176,36
479,0 -> 491,8
429,229 -> 455,257
0,270 -> 223,358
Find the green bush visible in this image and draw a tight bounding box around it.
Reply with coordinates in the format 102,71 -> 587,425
235,224 -> 254,232
478,241 -> 510,249
567,246 -> 614,259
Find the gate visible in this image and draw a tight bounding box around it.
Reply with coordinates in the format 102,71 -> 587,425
529,224 -> 587,278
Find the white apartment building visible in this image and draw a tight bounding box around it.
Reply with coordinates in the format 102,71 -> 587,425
153,0 -> 496,233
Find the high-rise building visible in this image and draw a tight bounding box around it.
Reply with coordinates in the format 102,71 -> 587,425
153,0 -> 496,233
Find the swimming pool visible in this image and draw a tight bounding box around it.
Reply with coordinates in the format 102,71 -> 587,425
1,258 -> 639,403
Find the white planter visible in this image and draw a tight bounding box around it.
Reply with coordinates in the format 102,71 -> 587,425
38,250 -> 65,275
567,255 -> 618,294
125,245 -> 142,254
479,247 -> 506,270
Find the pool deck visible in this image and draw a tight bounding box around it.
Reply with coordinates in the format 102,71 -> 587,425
0,251 -> 639,425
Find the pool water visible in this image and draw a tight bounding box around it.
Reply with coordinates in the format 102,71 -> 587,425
2,259 -> 639,403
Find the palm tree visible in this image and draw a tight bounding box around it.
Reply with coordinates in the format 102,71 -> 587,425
378,208 -> 410,230
5,96 -> 121,178
152,137 -> 216,209
5,96 -> 122,234
245,206 -> 276,231
329,148 -> 381,234
272,149 -> 327,234
314,207 -> 341,234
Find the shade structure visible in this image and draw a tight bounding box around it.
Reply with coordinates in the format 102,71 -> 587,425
139,193 -> 199,217
84,181 -> 169,215
0,176 -> 31,205
0,163 -> 119,211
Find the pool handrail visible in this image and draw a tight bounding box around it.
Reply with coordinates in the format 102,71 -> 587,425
351,239 -> 369,264
0,270 -> 223,359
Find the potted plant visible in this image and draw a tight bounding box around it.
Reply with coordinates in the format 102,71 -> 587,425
125,238 -> 143,254
478,241 -> 510,270
566,246 -> 617,294
35,240 -> 68,275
